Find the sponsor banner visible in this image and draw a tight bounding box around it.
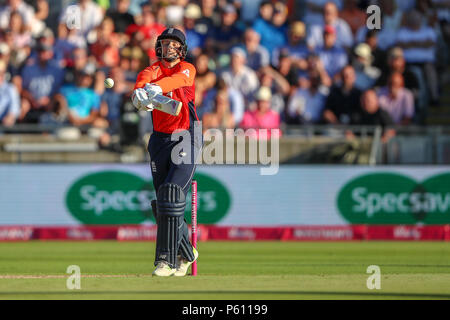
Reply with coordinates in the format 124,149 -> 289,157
34,226 -> 118,240
117,226 -> 158,241
1,165 -> 450,226
337,172 -> 450,225
288,226 -> 366,241
117,225 -> 209,241
207,226 -> 289,241
366,225 -> 448,241
1,225 -> 449,241
0,226 -> 33,241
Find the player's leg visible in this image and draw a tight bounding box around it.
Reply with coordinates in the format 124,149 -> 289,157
164,161 -> 198,276
152,182 -> 186,276
148,132 -> 199,276
147,133 -> 178,276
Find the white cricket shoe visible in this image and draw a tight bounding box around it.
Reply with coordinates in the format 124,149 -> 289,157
152,261 -> 176,277
174,247 -> 199,277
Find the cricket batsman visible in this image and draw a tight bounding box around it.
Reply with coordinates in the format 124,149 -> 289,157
131,28 -> 200,277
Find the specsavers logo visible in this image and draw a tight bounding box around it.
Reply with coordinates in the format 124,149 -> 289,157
337,172 -> 450,224
66,171 -> 231,225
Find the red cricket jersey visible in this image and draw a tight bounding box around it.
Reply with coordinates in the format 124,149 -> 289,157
134,60 -> 198,134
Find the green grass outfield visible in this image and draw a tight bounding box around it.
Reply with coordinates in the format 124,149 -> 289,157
0,241 -> 449,300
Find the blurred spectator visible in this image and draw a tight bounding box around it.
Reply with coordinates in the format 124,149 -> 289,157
271,2 -> 289,42
352,43 -> 381,91
364,30 -> 388,74
7,10 -> 31,73
287,71 -> 329,124
63,47 -> 92,83
0,42 -> 11,70
350,89 -> 396,143
210,4 -> 242,55
0,60 -> 20,127
323,65 -> 362,125
98,66 -> 129,147
235,0 -> 264,25
201,77 -> 244,125
240,86 -> 281,139
194,52 -> 216,108
126,1 -> 165,63
165,3 -> 184,27
253,1 -> 288,58
275,48 -> 301,87
259,66 -> 291,115
195,0 -> 221,42
184,3 -> 205,59
26,28 -> 56,66
316,25 -> 348,79
415,0 -> 440,27
396,0 -> 417,12
375,47 -> 420,101
307,1 -> 353,50
202,83 -> 236,132
53,24 -> 83,68
119,46 -> 146,83
8,10 -> 31,50
0,41 -> 19,89
377,72 -> 415,125
272,21 -> 309,70
19,42 -> 64,123
305,53 -> 333,88
34,0 -> 49,23
0,0 -> 34,31
432,0 -> 450,27
242,28 -> 269,71
60,0 -> 104,38
54,67 -> 103,127
128,0 -> 144,17
59,20 -> 87,49
221,47 -> 259,105
106,0 -> 134,34
90,17 -> 120,68
340,0 -> 366,36
303,0 -> 343,26
396,10 -> 440,105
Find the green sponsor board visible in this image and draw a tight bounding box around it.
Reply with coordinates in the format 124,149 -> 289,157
66,171 -> 231,225
337,172 -> 450,224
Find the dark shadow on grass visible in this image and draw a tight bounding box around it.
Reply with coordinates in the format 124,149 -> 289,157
0,291 -> 449,299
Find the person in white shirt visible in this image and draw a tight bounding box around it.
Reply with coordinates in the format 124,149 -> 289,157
0,0 -> 45,36
0,0 -> 34,30
220,47 -> 260,106
303,0 -> 343,27
307,1 -> 353,49
0,60 -> 20,127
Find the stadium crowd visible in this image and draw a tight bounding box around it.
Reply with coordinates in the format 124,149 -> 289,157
0,0 -> 449,147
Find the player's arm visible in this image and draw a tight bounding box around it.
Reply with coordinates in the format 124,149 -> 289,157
134,68 -> 158,90
132,67 -> 159,111
153,64 -> 196,93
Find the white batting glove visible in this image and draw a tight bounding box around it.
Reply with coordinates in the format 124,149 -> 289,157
144,83 -> 163,99
132,88 -> 154,111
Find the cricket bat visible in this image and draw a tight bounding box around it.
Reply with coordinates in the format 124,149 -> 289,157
150,94 -> 182,116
